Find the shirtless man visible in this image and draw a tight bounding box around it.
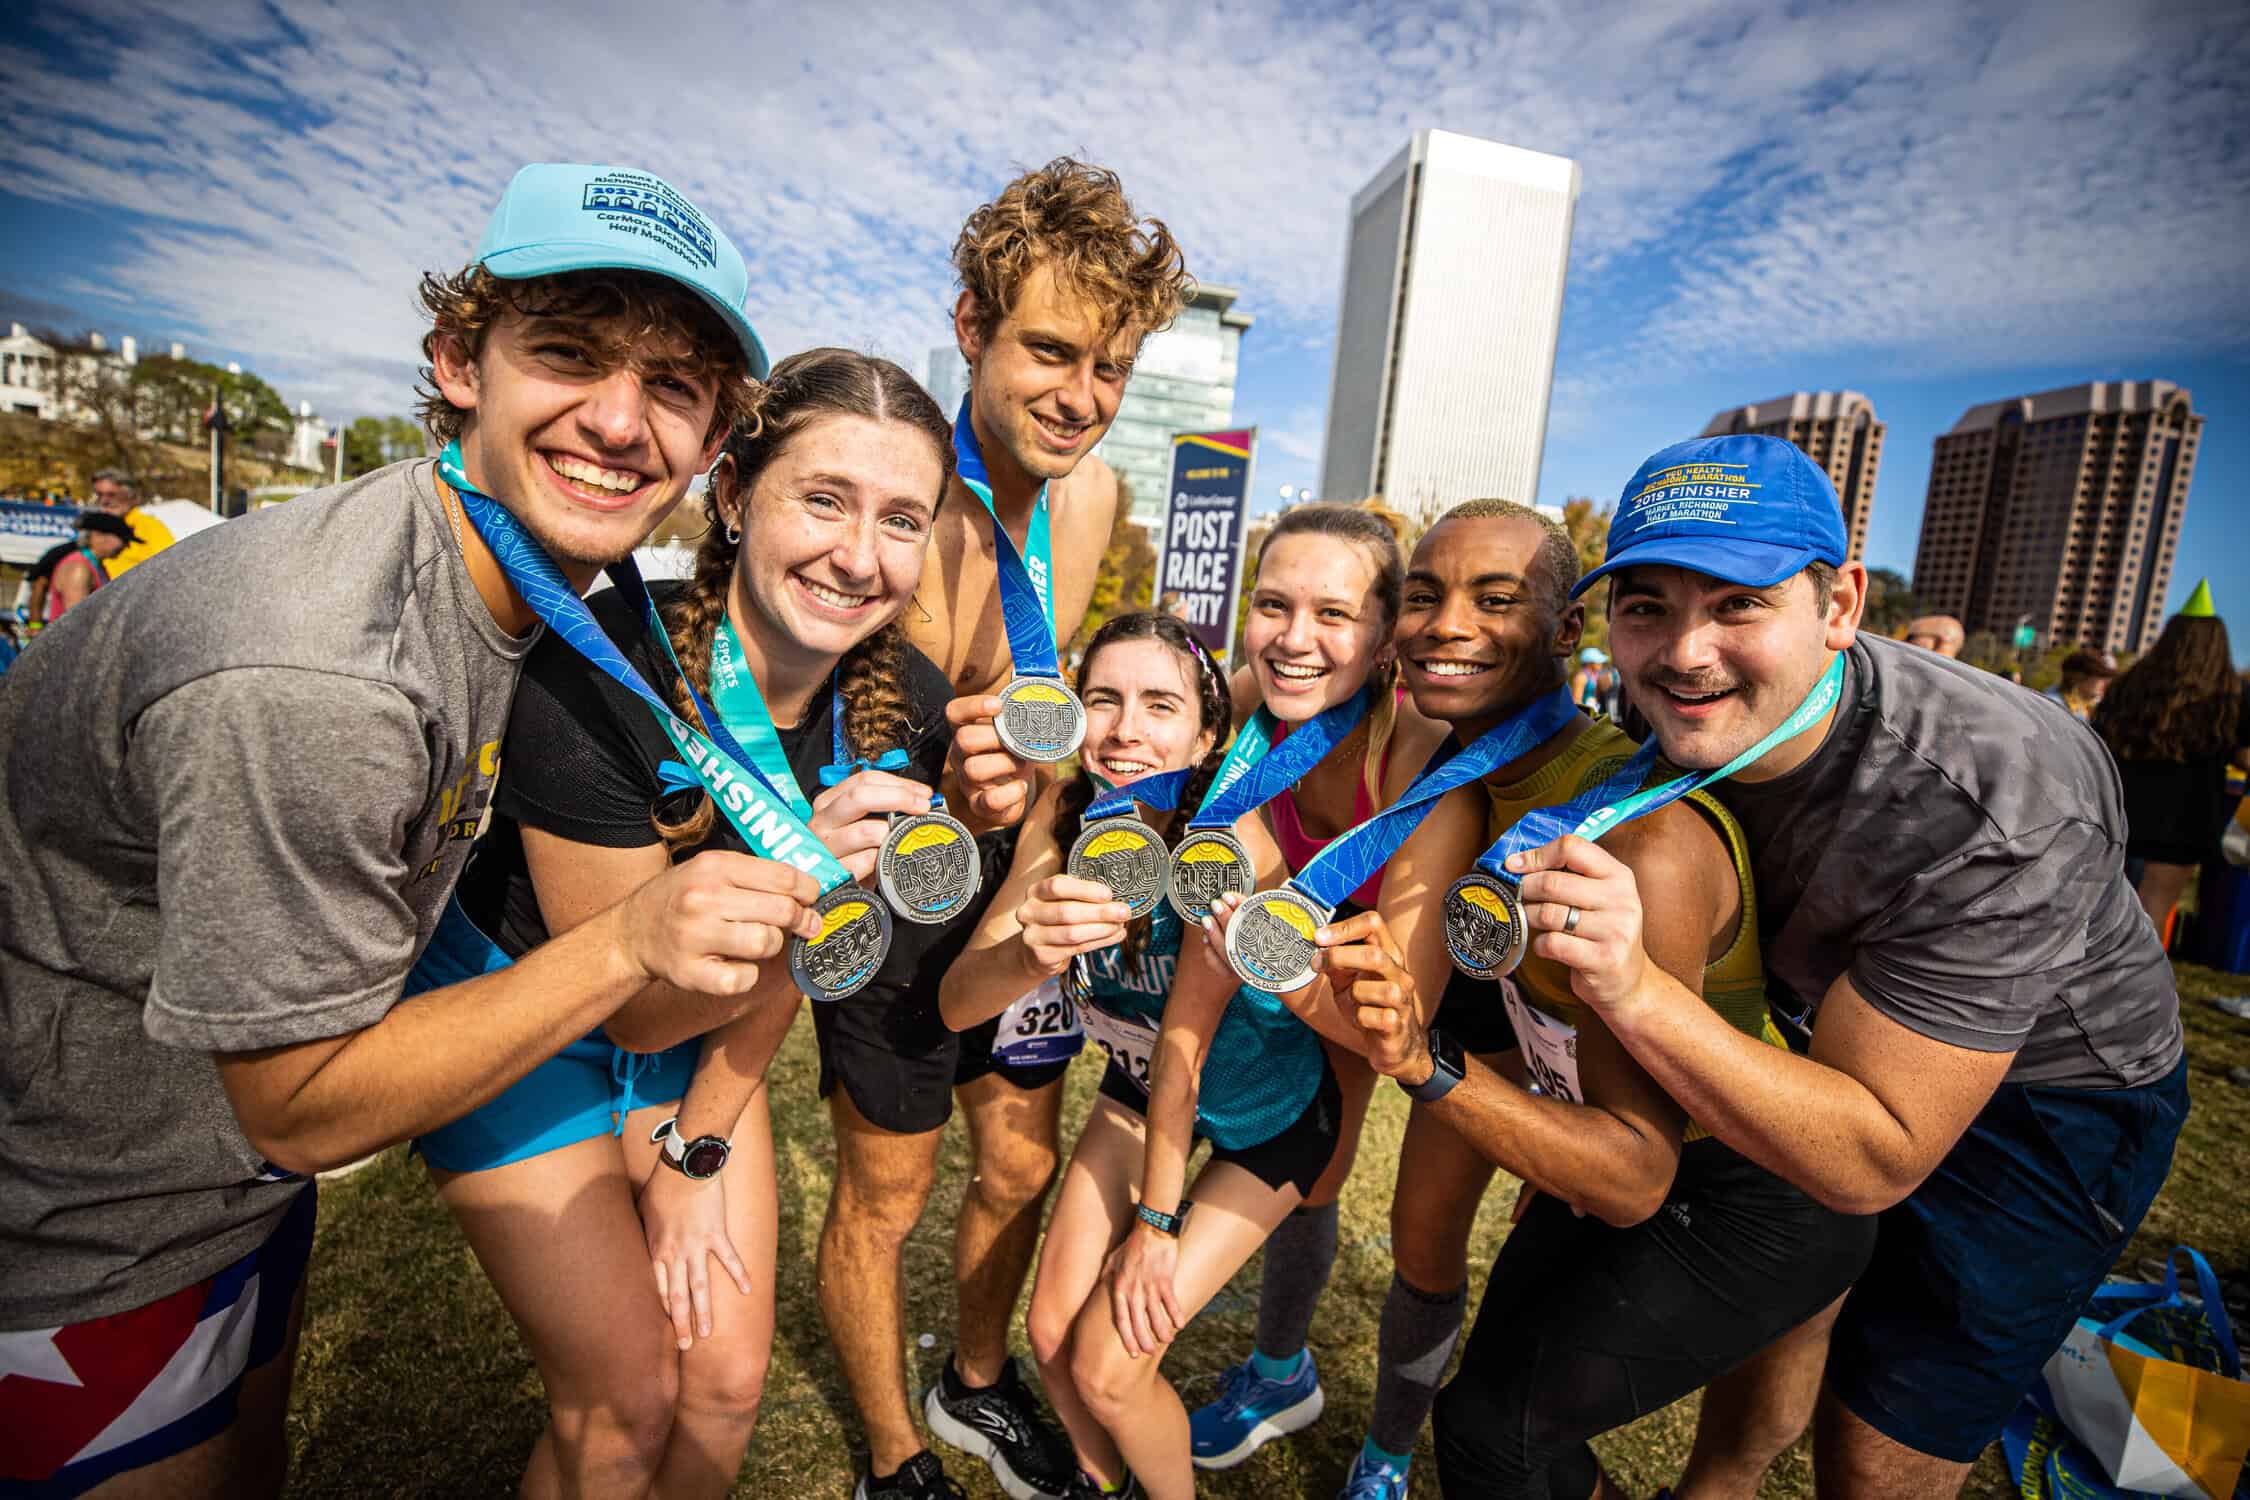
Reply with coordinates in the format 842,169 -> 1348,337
824,158 -> 1189,1500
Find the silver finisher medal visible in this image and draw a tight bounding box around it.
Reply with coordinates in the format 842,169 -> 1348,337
789,885 -> 894,1001
1224,886 -> 1329,993
1443,872 -> 1528,980
1167,829 -> 1256,924
995,675 -> 1087,763
1066,814 -> 1168,919
876,809 -> 981,925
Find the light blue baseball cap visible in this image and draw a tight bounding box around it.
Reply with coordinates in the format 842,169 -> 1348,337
1573,435 -> 1848,598
476,163 -> 769,378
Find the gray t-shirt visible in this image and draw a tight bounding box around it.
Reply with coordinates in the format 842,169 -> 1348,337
1716,634 -> 2181,1089
0,460 -> 537,1326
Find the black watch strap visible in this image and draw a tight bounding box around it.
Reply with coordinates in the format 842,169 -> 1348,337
1401,1027 -> 1466,1104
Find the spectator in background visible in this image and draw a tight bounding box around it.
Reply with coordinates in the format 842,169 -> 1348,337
90,468 -> 175,576
2095,581 -> 2250,930
2045,649 -> 2118,722
1160,589 -> 1189,619
21,537 -> 80,631
1903,613 -> 1965,657
1569,645 -> 1607,710
44,511 -> 135,623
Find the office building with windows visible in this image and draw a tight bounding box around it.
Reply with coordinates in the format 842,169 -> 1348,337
1095,283 -> 1253,531
1701,390 -> 1884,561
1912,380 -> 2202,654
1318,129 -> 1579,523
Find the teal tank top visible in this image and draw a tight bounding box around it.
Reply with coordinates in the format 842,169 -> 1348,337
1078,901 -> 1325,1150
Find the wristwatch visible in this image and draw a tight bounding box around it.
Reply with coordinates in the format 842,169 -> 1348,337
652,1117 -> 731,1181
1399,1027 -> 1466,1104
1135,1199 -> 1193,1237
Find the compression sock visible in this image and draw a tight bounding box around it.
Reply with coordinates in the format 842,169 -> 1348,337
1361,1435 -> 1413,1472
1249,1346 -> 1303,1381
1254,1200 -> 1339,1364
1368,1273 -> 1467,1457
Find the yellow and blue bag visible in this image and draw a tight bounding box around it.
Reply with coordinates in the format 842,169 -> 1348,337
2003,1247 -> 2250,1499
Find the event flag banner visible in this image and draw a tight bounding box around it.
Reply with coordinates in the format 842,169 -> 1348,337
1156,428 -> 1256,658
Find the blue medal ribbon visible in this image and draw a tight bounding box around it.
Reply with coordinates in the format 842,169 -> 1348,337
1084,769 -> 1193,823
1187,689 -> 1372,832
952,398 -> 1061,680
1477,651 -> 1848,879
1286,687 -> 1581,912
434,442 -> 854,895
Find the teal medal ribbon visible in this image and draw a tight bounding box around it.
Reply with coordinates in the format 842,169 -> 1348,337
433,443 -> 889,998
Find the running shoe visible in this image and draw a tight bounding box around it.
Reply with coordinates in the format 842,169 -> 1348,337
1187,1350 -> 1326,1469
853,1449 -> 968,1500
1063,1472 -> 1143,1499
1338,1447 -> 1410,1500
923,1352 -> 1075,1500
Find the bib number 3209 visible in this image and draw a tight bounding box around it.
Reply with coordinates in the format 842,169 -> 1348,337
993,977 -> 1084,1068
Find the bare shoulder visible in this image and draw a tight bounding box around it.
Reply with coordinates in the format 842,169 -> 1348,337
1051,452 -> 1121,529
1603,798 -> 1734,927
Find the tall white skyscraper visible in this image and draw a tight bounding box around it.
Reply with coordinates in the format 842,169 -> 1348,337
1318,130 -> 1579,523
925,344 -> 968,422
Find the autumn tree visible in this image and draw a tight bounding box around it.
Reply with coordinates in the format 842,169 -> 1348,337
1861,567 -> 1928,639
1072,477 -> 1157,652
1560,496 -> 1614,653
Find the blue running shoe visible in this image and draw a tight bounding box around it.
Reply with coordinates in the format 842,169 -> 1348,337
1188,1351 -> 1325,1470
1337,1448 -> 1409,1500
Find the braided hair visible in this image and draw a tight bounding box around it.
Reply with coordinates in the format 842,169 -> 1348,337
1053,612 -> 1234,967
654,348 -> 953,848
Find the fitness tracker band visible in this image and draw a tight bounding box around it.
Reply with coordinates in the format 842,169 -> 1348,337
1400,1027 -> 1467,1104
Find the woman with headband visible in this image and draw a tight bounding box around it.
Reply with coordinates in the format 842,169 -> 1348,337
940,610 -> 1336,1500
409,350 -> 974,1499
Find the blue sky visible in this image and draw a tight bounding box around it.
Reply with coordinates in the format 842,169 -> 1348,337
2,0 -> 2245,612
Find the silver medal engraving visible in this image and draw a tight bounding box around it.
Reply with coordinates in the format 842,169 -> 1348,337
1167,829 -> 1256,924
1444,872 -> 1527,980
789,885 -> 893,1001
877,809 -> 981,925
1224,887 -> 1328,993
1066,814 -> 1168,919
995,675 -> 1087,763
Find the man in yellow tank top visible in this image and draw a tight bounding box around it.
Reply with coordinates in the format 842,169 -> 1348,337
1259,499 -> 1877,1500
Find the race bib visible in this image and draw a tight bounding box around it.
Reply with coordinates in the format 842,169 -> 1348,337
993,976 -> 1084,1067
1500,979 -> 1582,1104
1081,1001 -> 1160,1094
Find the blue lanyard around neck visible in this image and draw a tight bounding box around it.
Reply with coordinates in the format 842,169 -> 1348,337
1286,686 -> 1581,911
1084,769 -> 1193,823
434,443 -> 852,894
1188,689 -> 1371,832
952,398 -> 1060,680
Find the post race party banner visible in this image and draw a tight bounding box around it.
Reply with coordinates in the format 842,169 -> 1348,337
1156,428 -> 1257,658
0,500 -> 83,568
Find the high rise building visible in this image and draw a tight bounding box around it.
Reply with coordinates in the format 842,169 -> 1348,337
1913,381 -> 2202,655
1318,129 -> 1579,524
924,345 -> 968,424
1095,283 -> 1253,531
1700,391 -> 1884,560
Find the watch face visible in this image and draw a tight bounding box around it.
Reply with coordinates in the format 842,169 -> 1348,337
681,1137 -> 730,1179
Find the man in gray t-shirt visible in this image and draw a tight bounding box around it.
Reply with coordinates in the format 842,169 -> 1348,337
1505,435 -> 2185,1499
0,163 -> 817,1498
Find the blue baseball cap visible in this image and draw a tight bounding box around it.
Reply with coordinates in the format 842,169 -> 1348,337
1573,435 -> 1847,598
476,163 -> 769,378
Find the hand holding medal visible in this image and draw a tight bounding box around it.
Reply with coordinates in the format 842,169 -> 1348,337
1065,769 -> 1192,920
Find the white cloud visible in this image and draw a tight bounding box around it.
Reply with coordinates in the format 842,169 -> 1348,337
0,0 -> 2241,430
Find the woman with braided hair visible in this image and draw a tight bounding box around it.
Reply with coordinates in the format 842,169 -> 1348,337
410,347 -> 966,1499
940,610 -> 1337,1500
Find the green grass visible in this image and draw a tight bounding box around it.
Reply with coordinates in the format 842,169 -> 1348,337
285,961 -> 2250,1497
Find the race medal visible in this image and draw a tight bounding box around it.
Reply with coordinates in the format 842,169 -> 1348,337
1067,814 -> 1168,919
1168,829 -> 1255,924
789,885 -> 893,1001
1444,871 -> 1528,980
1224,886 -> 1328,993
995,675 -> 1086,763
876,809 -> 981,925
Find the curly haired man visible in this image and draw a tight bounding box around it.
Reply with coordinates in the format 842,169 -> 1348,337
822,158 -> 1190,1500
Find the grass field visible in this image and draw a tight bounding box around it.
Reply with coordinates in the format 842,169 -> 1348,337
284,960 -> 2250,1498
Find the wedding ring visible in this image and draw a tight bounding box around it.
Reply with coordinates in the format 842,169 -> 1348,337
1563,906 -> 1582,934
